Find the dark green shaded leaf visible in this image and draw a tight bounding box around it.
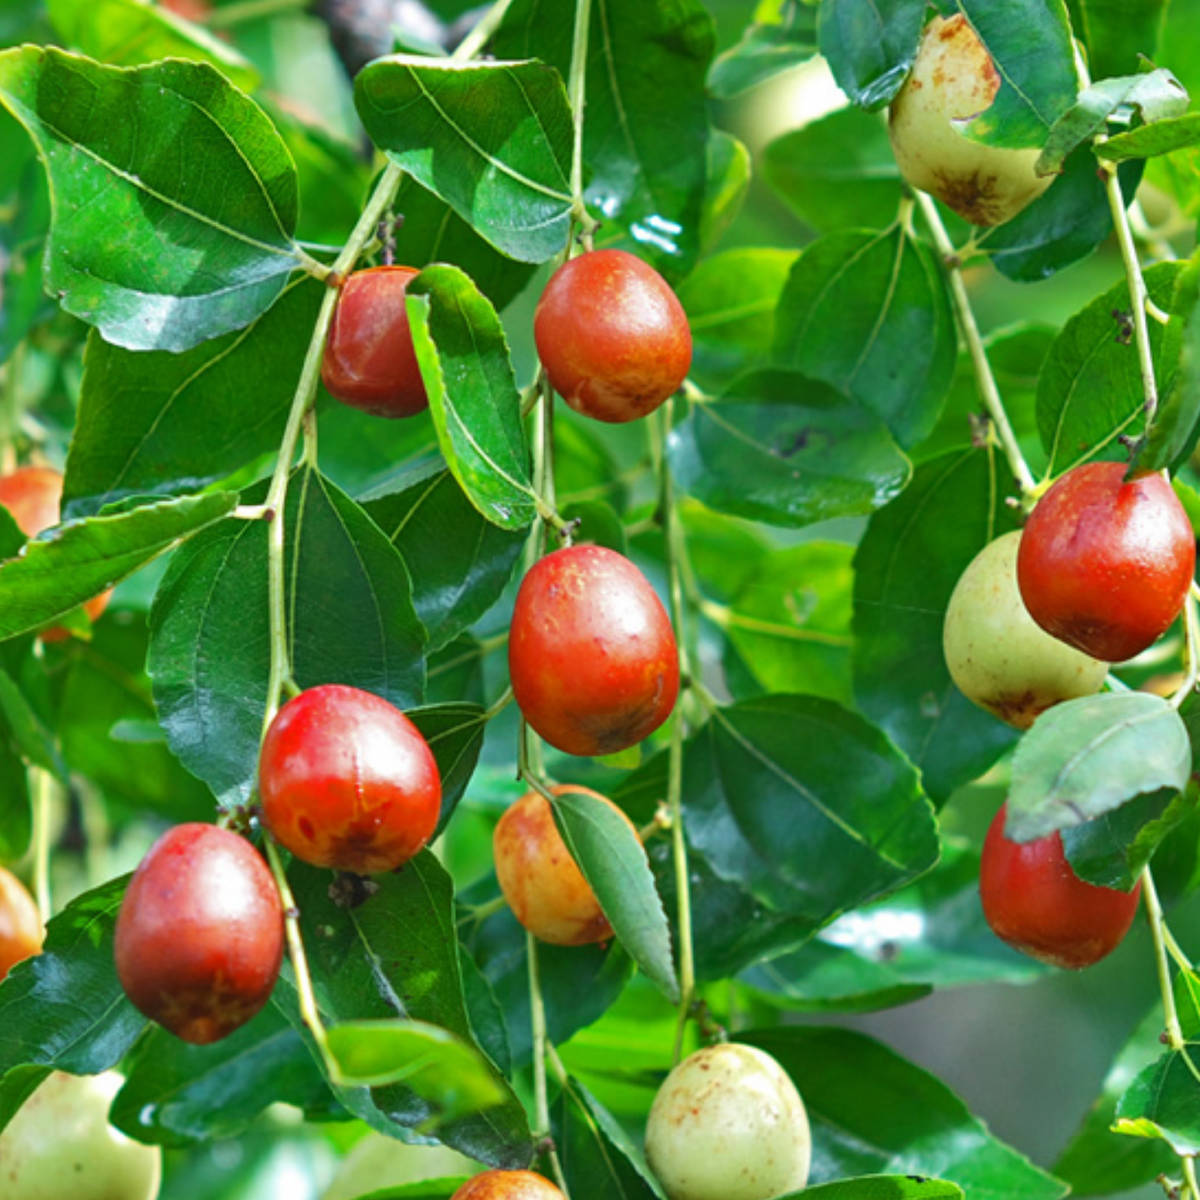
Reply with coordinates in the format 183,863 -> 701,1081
708,1 -> 818,99
1067,0 -> 1169,81
1062,788 -> 1192,890
355,56 -> 572,264
667,371 -> 910,528
1007,693 -> 1192,842
0,48 -> 306,351
1115,1045 -> 1200,1156
0,491 -> 239,641
0,732 -> 30,862
407,266 -> 535,530
407,703 -> 488,835
0,667 -> 64,779
852,448 -> 1020,801
1143,251 -> 1200,470
1099,113 -> 1200,162
817,0 -> 925,110
0,128 -> 50,367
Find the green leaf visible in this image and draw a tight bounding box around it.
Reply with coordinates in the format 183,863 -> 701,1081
1143,251 -> 1200,470
354,56 -> 572,264
762,107 -> 903,235
551,788 -> 678,1003
1062,788 -> 1192,890
0,490 -> 239,641
797,1179 -> 963,1200
1099,113 -> 1200,162
743,1027 -> 1068,1198
773,228 -> 956,449
408,703 -> 488,835
1037,68 -> 1188,175
708,0 -> 818,99
366,470 -> 524,654
0,124 -> 50,367
1114,1045 -> 1200,1156
1006,693 -> 1192,842
0,48 -> 306,351
816,0 -> 926,110
326,1019 -> 505,1119
149,471 -> 425,806
1066,0 -> 1169,81
667,370 -> 911,528
1176,968 -> 1200,1040
0,667 -> 65,779
1036,262 -> 1182,474
406,266 -> 535,531
0,731 -> 30,862
852,447 -> 1020,802
65,279 -> 324,515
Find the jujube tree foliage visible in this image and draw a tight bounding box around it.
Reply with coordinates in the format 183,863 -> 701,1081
0,0 -> 1199,1197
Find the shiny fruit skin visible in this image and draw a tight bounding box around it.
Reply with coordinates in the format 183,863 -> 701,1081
0,865 -> 43,981
114,823 -> 283,1045
645,1043 -> 811,1200
980,802 -> 1142,969
450,1169 -> 565,1199
1017,461 -> 1196,662
321,265 -> 429,418
258,684 -> 441,874
943,531 -> 1108,729
508,544 -> 680,757
493,785 -> 636,946
0,466 -> 111,640
534,249 -> 692,424
888,14 -> 1054,226
0,1070 -> 162,1200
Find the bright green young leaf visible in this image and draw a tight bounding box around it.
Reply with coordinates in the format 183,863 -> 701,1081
774,228 -> 956,449
1143,251 -> 1200,470
354,56 -> 572,264
326,1019 -> 505,1119
65,278 -> 324,515
817,0 -> 926,110
406,265 -> 535,531
0,490 -> 239,641
1037,68 -> 1188,175
1114,1046 -> 1200,1156
708,0 -> 818,98
743,1027 -> 1068,1198
1099,112 -> 1200,162
1006,693 -> 1192,842
667,371 -> 911,528
1062,788 -> 1192,890
552,788 -> 678,1003
794,1179 -> 963,1200
853,447 -> 1020,802
1066,0 -> 1169,80
0,48 -> 307,351
1036,262 -> 1181,474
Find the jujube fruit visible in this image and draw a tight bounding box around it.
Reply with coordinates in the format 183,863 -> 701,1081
508,544 -> 680,757
1017,461 -> 1195,662
0,465 -> 111,640
0,1070 -> 162,1200
534,249 -> 692,424
450,1169 -> 565,1199
888,14 -> 1055,226
0,865 -> 43,981
980,802 -> 1142,969
493,785 -> 637,946
645,1042 -> 811,1200
114,823 -> 284,1045
321,265 -> 429,418
943,531 -> 1107,729
258,684 -> 441,874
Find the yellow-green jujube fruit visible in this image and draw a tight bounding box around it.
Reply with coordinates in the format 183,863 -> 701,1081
0,1071 -> 162,1200
888,13 -> 1055,226
645,1043 -> 811,1200
944,531 -> 1108,729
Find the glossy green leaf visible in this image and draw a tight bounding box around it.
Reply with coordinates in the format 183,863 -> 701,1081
852,447 -> 1020,801
1006,693 -> 1192,842
0,491 -> 239,641
796,1180 -> 962,1200
1114,1045 -> 1200,1156
1099,113 -> 1200,162
407,265 -> 535,530
1062,788 -> 1192,890
0,48 -> 306,351
149,471 -> 425,807
355,56 -> 572,264
667,371 -> 911,528
762,107 -> 903,235
65,278 -> 324,516
366,470 -> 524,653
407,703 -> 488,835
817,0 -> 925,110
773,228 -> 956,449
743,1027 -> 1068,1197
1037,68 -> 1187,175
491,0 -> 715,278
708,0 -> 818,99
552,787 -> 678,1003
1066,0 -> 1169,80
0,876 -> 142,1134
46,0 -> 258,90
326,1019 -> 505,1119
110,1009 -> 330,1147
279,855 -> 533,1168
1143,252 -> 1200,470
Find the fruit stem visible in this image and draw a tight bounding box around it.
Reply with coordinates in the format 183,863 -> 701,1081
527,929 -> 570,1195
1142,867 -> 1185,1054
30,765 -> 53,922
566,0 -> 598,245
915,192 -> 1038,499
452,0 -> 519,62
1170,592 -> 1199,711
